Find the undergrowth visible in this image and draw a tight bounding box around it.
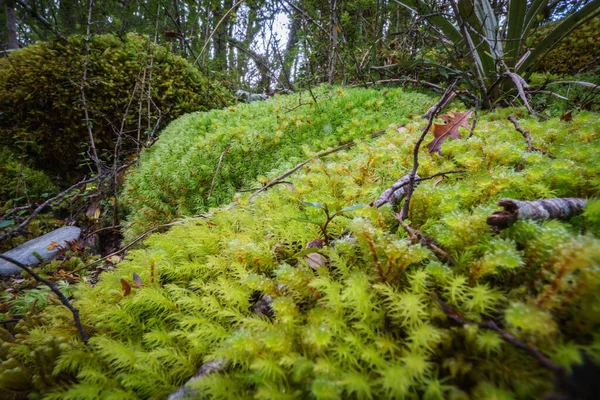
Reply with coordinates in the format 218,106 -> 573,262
121,86 -> 433,241
1,92 -> 599,399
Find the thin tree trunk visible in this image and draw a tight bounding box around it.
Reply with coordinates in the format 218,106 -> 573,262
5,0 -> 19,49
278,6 -> 300,89
58,0 -> 76,36
328,0 -> 338,84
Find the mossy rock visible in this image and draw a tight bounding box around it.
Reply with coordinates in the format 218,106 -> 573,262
121,86 -> 434,240
0,33 -> 232,175
2,89 -> 600,399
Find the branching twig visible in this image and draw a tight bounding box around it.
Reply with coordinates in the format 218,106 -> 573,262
435,294 -> 566,376
80,0 -> 101,174
248,128 -> 389,199
0,255 -> 88,344
399,80 -> 458,221
508,116 -> 555,158
70,220 -> 188,274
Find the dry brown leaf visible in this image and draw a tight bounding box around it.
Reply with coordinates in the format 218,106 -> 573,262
121,279 -> 132,297
560,111 -> 573,122
432,176 -> 444,187
47,241 -> 60,250
427,110 -> 472,153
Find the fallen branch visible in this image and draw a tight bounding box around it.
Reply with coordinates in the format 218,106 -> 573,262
508,116 -> 555,158
435,294 -> 566,376
0,255 -> 88,344
248,128 -> 390,199
487,198 -> 587,230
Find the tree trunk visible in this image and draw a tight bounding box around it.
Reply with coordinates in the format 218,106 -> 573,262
328,0 -> 338,85
58,0 -> 76,36
4,0 -> 19,49
214,0 -> 233,70
278,6 -> 300,89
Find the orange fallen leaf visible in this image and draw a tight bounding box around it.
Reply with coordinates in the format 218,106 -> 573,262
121,279 -> 132,297
427,110 -> 472,153
47,241 -> 60,250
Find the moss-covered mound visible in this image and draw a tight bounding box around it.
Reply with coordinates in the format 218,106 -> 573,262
2,97 -> 600,399
0,34 -> 232,174
121,87 -> 434,240
530,16 -> 600,75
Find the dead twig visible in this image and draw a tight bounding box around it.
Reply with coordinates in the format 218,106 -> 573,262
399,80 -> 458,221
239,181 -> 293,193
508,116 -> 555,158
70,220 -> 189,274
0,176 -> 98,243
435,294 -> 566,376
249,128 -> 390,200
80,0 -> 101,174
0,255 -> 88,344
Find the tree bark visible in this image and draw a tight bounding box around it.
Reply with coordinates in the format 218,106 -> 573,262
328,0 -> 338,84
278,6 -> 300,89
58,0 -> 76,36
4,0 -> 19,49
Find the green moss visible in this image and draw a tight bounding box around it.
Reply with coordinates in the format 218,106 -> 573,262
0,34 -> 232,174
121,86 -> 434,240
530,17 -> 600,75
2,90 -> 600,399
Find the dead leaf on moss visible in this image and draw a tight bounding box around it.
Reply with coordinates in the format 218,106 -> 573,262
427,110 -> 472,153
560,111 -> 573,122
121,279 -> 132,297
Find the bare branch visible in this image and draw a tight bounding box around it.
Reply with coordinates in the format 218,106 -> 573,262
0,255 -> 88,344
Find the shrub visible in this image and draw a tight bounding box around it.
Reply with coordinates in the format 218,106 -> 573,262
0,34 -> 232,174
1,91 -> 599,399
0,147 -> 57,204
121,86 -> 434,240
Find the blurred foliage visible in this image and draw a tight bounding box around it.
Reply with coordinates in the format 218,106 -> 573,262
0,33 -> 232,175
1,88 -> 599,398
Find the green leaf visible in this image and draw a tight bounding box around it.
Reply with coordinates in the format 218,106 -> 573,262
338,204 -> 365,213
0,220 -> 15,229
302,201 -> 328,210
